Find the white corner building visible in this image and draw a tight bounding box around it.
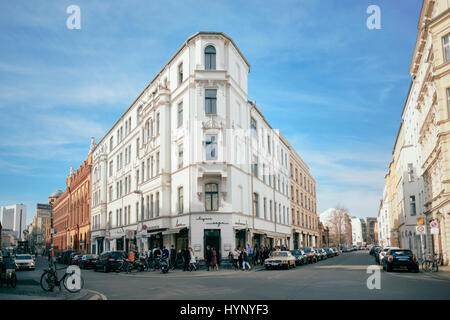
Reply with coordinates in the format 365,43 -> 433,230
90,32 -> 293,260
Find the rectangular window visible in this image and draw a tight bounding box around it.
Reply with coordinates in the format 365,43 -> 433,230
251,118 -> 257,138
206,134 -> 217,160
110,137 -> 113,152
156,113 -> 160,135
178,187 -> 184,214
178,63 -> 183,85
263,198 -> 267,220
444,33 -> 450,62
253,193 -> 259,217
252,155 -> 258,177
156,152 -> 160,174
136,138 -> 140,157
178,102 -> 183,127
150,194 -> 154,218
205,89 -> 217,114
178,144 -> 183,169
109,161 -> 113,177
410,196 -> 416,216
155,192 -> 160,217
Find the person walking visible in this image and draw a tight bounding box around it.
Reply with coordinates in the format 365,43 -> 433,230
238,247 -> 243,270
232,248 -> 240,270
210,247 -> 218,271
247,243 -> 254,267
183,247 -> 190,271
170,245 -> 177,270
189,247 -> 197,271
242,248 -> 251,271
205,245 -> 212,271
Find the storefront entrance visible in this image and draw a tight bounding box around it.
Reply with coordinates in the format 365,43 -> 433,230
148,233 -> 163,250
294,233 -> 299,249
175,228 -> 189,250
204,229 -> 221,264
235,229 -> 246,249
116,238 -> 124,251
253,234 -> 263,248
97,238 -> 104,254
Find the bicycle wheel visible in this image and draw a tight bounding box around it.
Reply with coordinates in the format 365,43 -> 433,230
40,271 -> 56,291
432,261 -> 439,272
423,260 -> 432,272
63,272 -> 84,293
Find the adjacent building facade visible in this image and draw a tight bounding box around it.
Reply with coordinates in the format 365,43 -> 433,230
0,204 -> 27,240
378,0 -> 450,264
288,145 -> 318,249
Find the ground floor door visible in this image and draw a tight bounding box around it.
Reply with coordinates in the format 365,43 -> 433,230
204,229 -> 221,264
294,233 -> 299,249
97,238 -> 104,254
235,229 -> 246,249
116,238 -> 124,251
176,228 -> 189,250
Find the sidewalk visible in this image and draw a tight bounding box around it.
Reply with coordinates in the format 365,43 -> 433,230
0,286 -> 92,300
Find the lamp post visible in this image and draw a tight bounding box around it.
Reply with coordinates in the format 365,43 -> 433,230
133,190 -> 144,253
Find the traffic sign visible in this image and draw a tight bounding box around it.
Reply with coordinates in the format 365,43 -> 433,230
431,228 -> 439,235
126,230 -> 134,239
142,224 -> 147,230
416,225 -> 425,235
417,218 -> 424,225
430,221 -> 439,229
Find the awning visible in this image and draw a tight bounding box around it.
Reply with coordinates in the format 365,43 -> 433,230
233,226 -> 247,231
162,227 -> 188,235
249,229 -> 265,235
264,231 -> 289,239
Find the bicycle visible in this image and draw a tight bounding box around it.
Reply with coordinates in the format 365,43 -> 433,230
422,253 -> 442,272
40,261 -> 84,293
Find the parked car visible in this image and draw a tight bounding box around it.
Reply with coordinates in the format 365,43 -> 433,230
290,249 -> 308,265
94,251 -> 126,272
70,254 -> 83,265
331,247 -> 340,256
374,247 -> 383,263
369,245 -> 380,256
264,251 -> 296,270
78,254 -> 98,269
316,248 -> 327,260
302,248 -> 317,263
14,254 -> 35,270
324,248 -> 334,258
379,247 -> 400,265
58,250 -> 74,264
382,249 -> 419,273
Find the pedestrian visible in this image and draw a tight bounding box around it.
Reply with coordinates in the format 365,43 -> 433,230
210,247 -> 218,271
232,248 -> 240,270
176,249 -> 184,269
183,247 -> 190,271
170,245 -> 177,270
254,246 -> 260,265
189,247 -> 197,271
247,243 -> 254,266
238,247 -> 243,269
242,248 -> 251,270
205,245 -> 212,271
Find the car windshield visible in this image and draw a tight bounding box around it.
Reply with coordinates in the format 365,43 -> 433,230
272,252 -> 288,257
390,250 -> 413,256
290,250 -> 300,255
303,248 -> 311,253
16,255 -> 32,260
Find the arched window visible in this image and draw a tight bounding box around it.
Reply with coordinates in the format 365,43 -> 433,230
205,45 -> 216,70
205,183 -> 218,211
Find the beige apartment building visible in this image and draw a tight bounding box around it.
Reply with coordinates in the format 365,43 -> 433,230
412,0 -> 450,264
288,143 -> 319,249
379,0 -> 450,264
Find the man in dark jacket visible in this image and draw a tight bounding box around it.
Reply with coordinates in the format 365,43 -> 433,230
183,247 -> 190,271
170,245 -> 177,270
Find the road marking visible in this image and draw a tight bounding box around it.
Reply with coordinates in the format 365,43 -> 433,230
86,289 -> 107,300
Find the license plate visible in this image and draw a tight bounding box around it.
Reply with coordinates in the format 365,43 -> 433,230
398,259 -> 408,261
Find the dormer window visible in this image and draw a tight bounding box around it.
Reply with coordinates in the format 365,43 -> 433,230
205,45 -> 216,70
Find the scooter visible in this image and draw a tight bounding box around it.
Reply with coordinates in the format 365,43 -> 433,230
160,257 -> 169,274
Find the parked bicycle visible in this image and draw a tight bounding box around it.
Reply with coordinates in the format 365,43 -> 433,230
40,261 -> 84,293
116,258 -> 144,273
0,258 -> 17,288
421,253 -> 443,272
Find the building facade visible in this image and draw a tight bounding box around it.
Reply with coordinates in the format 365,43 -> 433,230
90,32 -> 306,260
379,0 -> 450,264
52,146 -> 92,253
0,204 -> 27,240
288,145 -> 318,249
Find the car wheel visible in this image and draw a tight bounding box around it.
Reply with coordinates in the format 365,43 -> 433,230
103,265 -> 107,273
386,265 -> 391,272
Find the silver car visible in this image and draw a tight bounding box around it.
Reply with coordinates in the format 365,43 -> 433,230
15,254 -> 35,270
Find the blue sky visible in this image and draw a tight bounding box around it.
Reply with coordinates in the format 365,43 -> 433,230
0,0 -> 422,224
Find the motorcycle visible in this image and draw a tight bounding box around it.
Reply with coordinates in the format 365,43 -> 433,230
160,257 -> 169,274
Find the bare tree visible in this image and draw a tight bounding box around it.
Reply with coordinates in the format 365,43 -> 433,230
324,205 -> 352,248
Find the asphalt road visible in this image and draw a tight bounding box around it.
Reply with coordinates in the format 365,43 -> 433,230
3,251 -> 450,300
